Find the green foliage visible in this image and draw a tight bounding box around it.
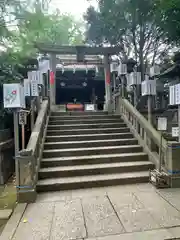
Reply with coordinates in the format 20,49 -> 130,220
84,0 -> 171,69
0,0 -> 84,127
156,0 -> 180,43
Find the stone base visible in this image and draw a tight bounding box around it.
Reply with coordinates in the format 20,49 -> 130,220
17,189 -> 37,203
170,175 -> 180,188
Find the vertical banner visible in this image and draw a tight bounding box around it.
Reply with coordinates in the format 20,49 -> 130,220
50,71 -> 55,85
24,79 -> 31,97
106,70 -> 111,85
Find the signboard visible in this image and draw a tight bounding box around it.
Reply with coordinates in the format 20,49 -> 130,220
141,79 -> 156,96
169,85 -> 176,105
157,117 -> 167,131
24,79 -> 31,97
31,80 -> 39,96
19,111 -> 27,125
175,84 -> 180,105
169,84 -> 180,105
172,127 -> 179,137
85,104 -> 95,111
3,84 -> 25,108
36,70 -> 43,85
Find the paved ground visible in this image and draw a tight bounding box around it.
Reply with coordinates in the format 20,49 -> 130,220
2,183 -> 180,240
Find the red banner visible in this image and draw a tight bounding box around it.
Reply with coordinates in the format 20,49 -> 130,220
50,71 -> 55,85
106,71 -> 111,85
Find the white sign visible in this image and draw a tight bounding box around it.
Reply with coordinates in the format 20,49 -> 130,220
36,70 -> 43,85
172,127 -> 179,137
3,84 -> 25,109
85,104 -> 95,111
19,111 -> 27,125
24,79 -> 31,97
141,79 -> 156,96
31,80 -> 39,96
157,117 -> 167,131
175,84 -> 180,105
169,85 -> 176,105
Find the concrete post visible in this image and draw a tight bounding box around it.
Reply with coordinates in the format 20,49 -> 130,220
49,54 -> 56,107
104,55 -> 112,113
166,142 -> 180,187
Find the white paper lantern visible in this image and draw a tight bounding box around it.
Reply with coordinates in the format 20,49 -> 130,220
150,66 -> 160,77
118,64 -> 127,76
141,80 -> 156,96
110,63 -> 119,73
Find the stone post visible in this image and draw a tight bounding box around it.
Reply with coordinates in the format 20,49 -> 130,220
166,142 -> 180,187
104,55 -> 112,113
49,54 -> 56,107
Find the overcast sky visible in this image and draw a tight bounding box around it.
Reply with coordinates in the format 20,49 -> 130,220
50,0 -> 97,19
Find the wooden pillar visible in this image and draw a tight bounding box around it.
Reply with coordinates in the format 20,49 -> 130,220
104,55 -> 112,113
49,54 -> 56,106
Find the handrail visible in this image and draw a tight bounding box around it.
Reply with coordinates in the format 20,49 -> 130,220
114,94 -> 168,168
120,98 -> 167,149
27,100 -> 49,154
17,99 -> 50,197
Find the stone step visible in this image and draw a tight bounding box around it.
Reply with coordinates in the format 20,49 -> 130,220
46,127 -> 130,136
43,145 -> 143,158
47,122 -> 127,130
39,161 -> 154,179
37,171 -> 150,192
41,152 -> 148,167
45,132 -> 134,142
49,118 -> 123,125
51,111 -> 108,116
44,138 -> 138,149
49,114 -> 120,120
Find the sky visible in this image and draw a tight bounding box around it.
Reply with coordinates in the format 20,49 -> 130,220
50,0 -> 97,19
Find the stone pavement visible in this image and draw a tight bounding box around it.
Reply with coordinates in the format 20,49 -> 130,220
2,183 -> 180,240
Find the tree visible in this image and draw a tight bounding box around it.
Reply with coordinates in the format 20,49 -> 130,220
155,0 -> 180,43
84,0 -> 171,78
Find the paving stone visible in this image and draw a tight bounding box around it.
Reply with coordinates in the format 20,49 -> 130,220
0,204 -> 27,240
135,191 -> 180,228
158,188 -> 180,210
12,203 -> 54,240
82,196 -> 124,238
168,226 -> 180,238
96,228 -> 173,240
50,199 -> 86,240
36,188 -> 107,203
108,192 -> 160,232
0,209 -> 13,220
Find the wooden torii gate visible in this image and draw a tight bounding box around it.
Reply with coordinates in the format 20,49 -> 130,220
35,43 -> 122,111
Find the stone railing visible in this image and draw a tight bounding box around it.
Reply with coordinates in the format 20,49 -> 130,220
16,99 -> 50,202
115,93 -> 180,187
0,129 -> 14,185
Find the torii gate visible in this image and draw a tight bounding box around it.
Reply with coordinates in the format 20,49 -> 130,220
35,43 -> 122,111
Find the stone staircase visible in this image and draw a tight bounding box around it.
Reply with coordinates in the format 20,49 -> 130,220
37,111 -> 154,192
